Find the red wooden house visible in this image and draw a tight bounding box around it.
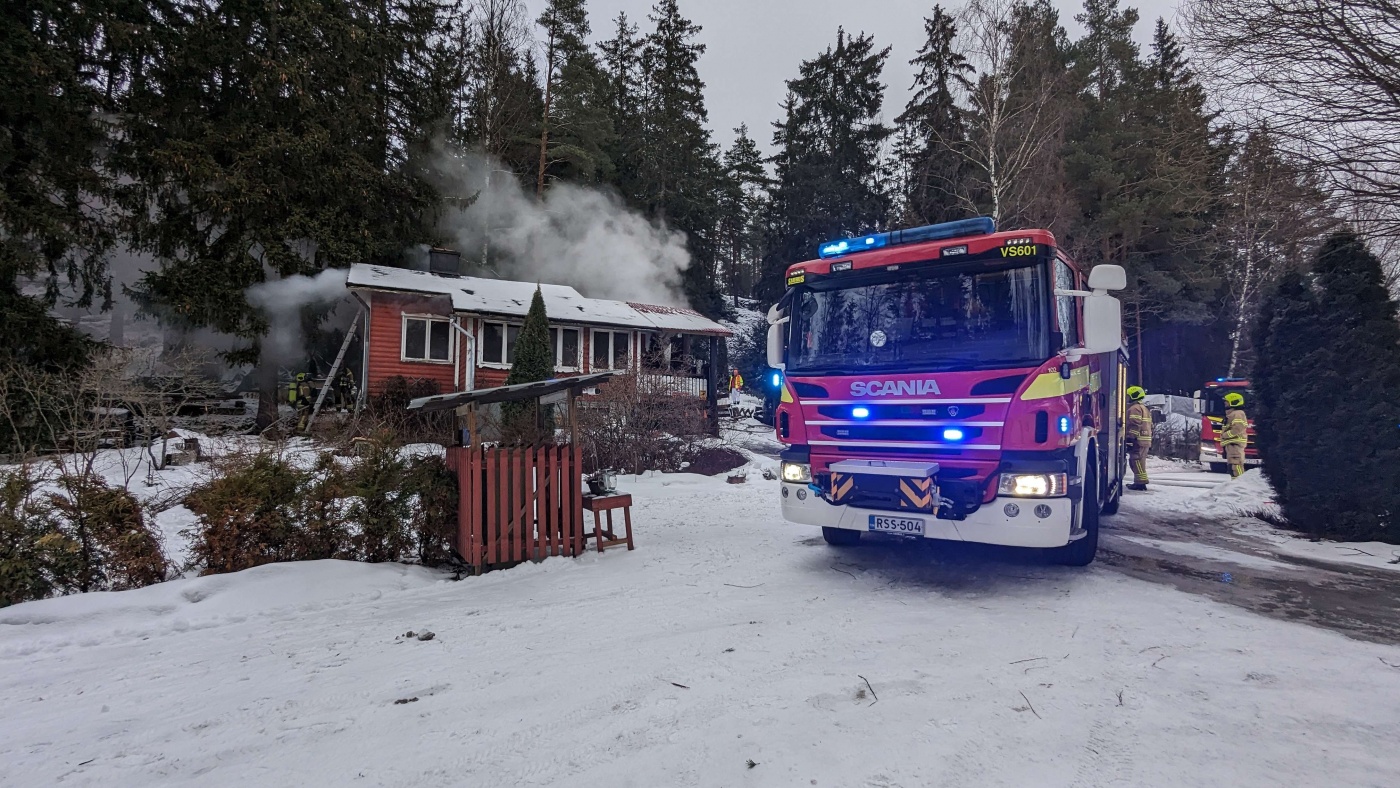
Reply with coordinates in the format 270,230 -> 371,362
345,263 -> 732,398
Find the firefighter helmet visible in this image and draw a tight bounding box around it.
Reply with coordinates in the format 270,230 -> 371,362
296,372 -> 307,381
1127,385 -> 1146,402
1224,392 -> 1245,408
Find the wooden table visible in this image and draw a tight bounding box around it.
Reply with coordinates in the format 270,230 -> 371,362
582,493 -> 634,553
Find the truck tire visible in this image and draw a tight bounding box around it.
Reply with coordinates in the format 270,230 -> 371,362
1052,449 -> 1099,566
1101,475 -> 1121,516
822,527 -> 862,546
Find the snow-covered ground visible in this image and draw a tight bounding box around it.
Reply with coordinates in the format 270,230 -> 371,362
4,452 -> 1400,786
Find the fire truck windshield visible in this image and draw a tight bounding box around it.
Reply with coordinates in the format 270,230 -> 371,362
788,261 -> 1051,374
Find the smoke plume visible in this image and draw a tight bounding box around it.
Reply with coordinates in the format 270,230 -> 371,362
245,268 -> 350,363
434,149 -> 691,305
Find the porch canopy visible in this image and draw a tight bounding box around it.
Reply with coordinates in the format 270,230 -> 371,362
406,371 -> 620,413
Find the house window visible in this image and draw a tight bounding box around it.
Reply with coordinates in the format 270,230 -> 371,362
550,327 -> 581,370
592,330 -> 631,370
402,316 -> 452,362
480,321 -> 521,365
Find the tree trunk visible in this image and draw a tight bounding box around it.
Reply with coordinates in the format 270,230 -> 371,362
254,361 -> 280,434
536,33 -> 556,197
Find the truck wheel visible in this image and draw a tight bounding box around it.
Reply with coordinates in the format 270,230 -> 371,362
822,527 -> 862,546
1208,462 -> 1229,474
1052,453 -> 1099,566
1101,476 -> 1122,516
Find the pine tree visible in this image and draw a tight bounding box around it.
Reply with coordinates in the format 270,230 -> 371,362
535,0 -> 614,190
894,5 -> 971,226
1254,233 -> 1400,542
760,28 -> 892,299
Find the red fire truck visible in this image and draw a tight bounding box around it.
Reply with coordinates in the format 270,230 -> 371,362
1197,378 -> 1259,473
766,218 -> 1129,565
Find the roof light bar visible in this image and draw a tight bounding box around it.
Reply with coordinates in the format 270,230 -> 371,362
816,217 -> 997,259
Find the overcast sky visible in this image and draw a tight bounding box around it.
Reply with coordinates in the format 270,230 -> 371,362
520,0 -> 1184,154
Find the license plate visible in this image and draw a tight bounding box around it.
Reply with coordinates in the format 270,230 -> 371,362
868,515 -> 925,536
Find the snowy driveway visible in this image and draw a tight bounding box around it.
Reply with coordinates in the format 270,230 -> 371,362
4,464 -> 1400,786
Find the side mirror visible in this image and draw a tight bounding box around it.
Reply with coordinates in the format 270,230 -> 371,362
1088,264 -> 1126,291
1082,293 -> 1122,354
767,322 -> 786,370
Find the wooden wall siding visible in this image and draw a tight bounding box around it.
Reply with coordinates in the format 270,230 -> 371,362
366,292 -> 457,395
450,444 -> 583,572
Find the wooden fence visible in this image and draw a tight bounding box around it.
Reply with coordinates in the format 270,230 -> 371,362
448,444 -> 584,572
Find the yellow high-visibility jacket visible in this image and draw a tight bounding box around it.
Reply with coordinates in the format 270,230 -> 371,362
729,372 -> 744,390
1222,408 -> 1249,446
1127,402 -> 1152,446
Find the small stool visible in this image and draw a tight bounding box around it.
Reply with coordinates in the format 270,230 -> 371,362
582,493 -> 634,553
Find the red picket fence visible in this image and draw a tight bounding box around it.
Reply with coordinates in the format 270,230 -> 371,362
448,444 -> 584,572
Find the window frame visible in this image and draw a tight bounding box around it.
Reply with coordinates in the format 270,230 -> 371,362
551,326 -> 582,371
400,314 -> 454,364
591,329 -> 632,371
478,320 -> 523,369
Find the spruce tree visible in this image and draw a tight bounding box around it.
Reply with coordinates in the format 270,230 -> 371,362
894,5 -> 971,226
718,125 -> 770,305
506,287 -> 554,387
640,0 -> 727,318
760,28 -> 892,299
117,0 -> 449,430
502,286 -> 555,443
598,12 -> 645,202
1,0 -> 125,368
1254,233 -> 1400,542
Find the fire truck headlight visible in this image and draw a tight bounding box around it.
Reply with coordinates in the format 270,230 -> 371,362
998,473 -> 1068,498
781,462 -> 812,483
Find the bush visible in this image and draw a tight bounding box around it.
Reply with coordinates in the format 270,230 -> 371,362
183,439 -> 459,574
1,466 -> 167,607
185,452 -> 308,574
1252,231 -> 1400,542
403,453 -> 458,566
357,376 -> 453,445
345,435 -> 414,563
1,467 -> 71,607
578,372 -> 712,474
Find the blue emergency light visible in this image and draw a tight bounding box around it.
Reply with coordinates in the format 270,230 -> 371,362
817,217 -> 998,259
770,371 -> 782,388
941,427 -> 966,442
851,406 -> 871,419
1058,415 -> 1072,434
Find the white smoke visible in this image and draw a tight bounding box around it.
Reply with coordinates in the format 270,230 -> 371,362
434,149 -> 692,305
245,268 -> 350,363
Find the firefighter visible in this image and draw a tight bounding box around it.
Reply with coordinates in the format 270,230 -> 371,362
1222,391 -> 1249,478
290,372 -> 313,432
1126,385 -> 1152,491
728,367 -> 745,418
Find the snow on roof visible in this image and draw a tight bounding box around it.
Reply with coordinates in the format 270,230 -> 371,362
348,264 -> 730,336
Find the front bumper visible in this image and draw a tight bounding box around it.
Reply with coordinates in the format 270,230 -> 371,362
780,482 -> 1075,549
